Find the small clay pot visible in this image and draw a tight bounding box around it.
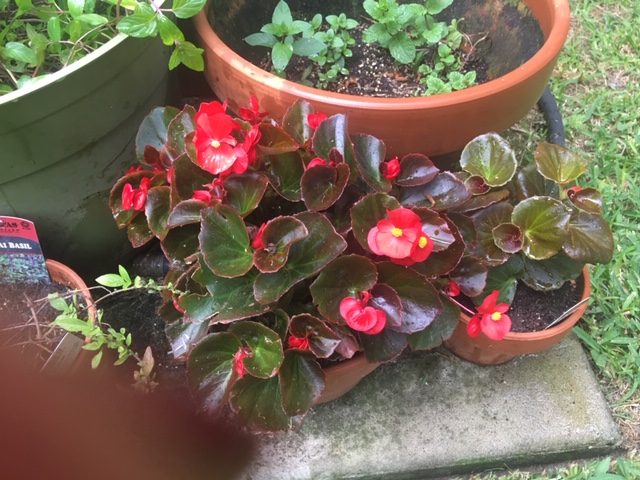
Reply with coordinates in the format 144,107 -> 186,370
317,354 -> 379,404
444,267 -> 591,365
192,0 -> 570,158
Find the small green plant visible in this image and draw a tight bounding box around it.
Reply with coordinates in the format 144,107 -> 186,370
309,13 -> 358,88
363,0 -> 476,94
244,0 -> 326,75
0,0 -> 207,95
48,265 -> 172,392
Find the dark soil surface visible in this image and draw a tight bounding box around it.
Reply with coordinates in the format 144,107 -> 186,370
261,24 -> 490,98
508,277 -> 583,333
0,282 -> 72,369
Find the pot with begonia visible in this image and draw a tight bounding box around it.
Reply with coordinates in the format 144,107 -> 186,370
109,95 -> 473,430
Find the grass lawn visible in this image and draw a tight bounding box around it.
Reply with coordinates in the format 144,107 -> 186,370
456,0 -> 640,478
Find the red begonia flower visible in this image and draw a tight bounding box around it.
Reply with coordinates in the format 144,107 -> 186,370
192,190 -> 213,203
393,232 -> 434,266
307,112 -> 328,129
381,157 -> 401,180
467,315 -> 482,338
233,347 -> 252,379
306,157 -> 335,169
251,223 -> 267,250
238,95 -> 268,124
193,101 -> 244,175
126,166 -> 144,175
339,295 -> 386,335
475,290 -> 512,341
443,280 -> 461,297
367,208 -> 422,260
122,177 -> 151,212
288,335 -> 310,350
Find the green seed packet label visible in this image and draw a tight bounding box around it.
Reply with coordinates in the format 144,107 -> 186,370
0,216 -> 51,284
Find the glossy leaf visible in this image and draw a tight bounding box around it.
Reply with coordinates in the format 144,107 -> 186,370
253,216 -> 309,273
350,193 -> 400,252
351,133 -> 392,193
228,321 -> 283,378
145,186 -> 171,239
521,253 -> 584,291
478,255 -> 525,305
109,171 -> 154,228
289,314 -> 341,358
187,332 -> 241,412
166,105 -> 196,156
225,172 -> 269,217
463,175 -> 491,195
136,107 -> 180,162
470,202 -> 513,266
167,199 -> 206,227
254,212 -> 347,305
257,123 -> 299,155
408,294 -> 460,350
165,317 -> 209,360
301,163 -> 350,211
377,262 -> 442,333
412,215 -> 465,277
161,224 -> 200,262
567,187 -> 603,214
267,151 -> 305,201
515,163 -> 559,200
310,255 -> 378,323
396,154 -> 439,187
453,189 -> 510,213
460,133 -> 517,187
449,256 -> 488,298
414,207 -> 455,252
172,0 -> 207,18
200,205 -> 253,277
279,350 -> 325,417
312,114 -> 357,181
127,213 -> 154,248
369,283 -> 403,329
229,374 -> 293,431
400,172 -> 471,210
534,142 -> 588,186
172,154 -> 215,203
492,223 -> 523,254
357,328 -> 407,363
283,99 -> 314,145
181,265 -> 270,323
563,211 -> 614,264
512,197 -> 570,260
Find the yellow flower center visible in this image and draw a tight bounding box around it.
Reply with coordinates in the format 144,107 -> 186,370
392,227 -> 403,237
418,236 -> 428,248
491,312 -> 502,321
211,139 -> 221,148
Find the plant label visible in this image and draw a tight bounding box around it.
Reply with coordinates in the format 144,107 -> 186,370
0,216 -> 51,284
41,333 -> 85,374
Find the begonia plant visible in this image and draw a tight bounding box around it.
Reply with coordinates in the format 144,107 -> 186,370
109,99 -> 612,430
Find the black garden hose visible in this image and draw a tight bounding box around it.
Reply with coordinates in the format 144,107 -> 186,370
537,87 -> 566,147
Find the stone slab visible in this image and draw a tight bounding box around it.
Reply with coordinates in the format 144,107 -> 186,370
241,333 -> 622,479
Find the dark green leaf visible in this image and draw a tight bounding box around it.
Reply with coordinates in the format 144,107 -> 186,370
282,100 -> 314,144
521,253 -> 583,291
166,105 -> 196,157
400,172 -> 471,210
515,164 -> 559,199
229,321 -> 283,378
267,151 -> 304,201
357,328 -> 407,363
135,107 -> 181,162
492,223 -> 522,254
408,294 -> 459,350
449,256 -> 488,298
172,153 -> 214,202
200,205 -> 254,277
351,133 -> 392,193
187,332 -> 241,412
254,212 -> 347,305
145,186 -> 171,239
258,123 -> 299,155
253,216 -> 309,273
512,197 -> 570,260
165,317 -> 209,359
279,350 -> 324,416
480,255 -> 525,304
564,211 -> 614,264
161,223 -> 200,261
225,172 -> 269,217
312,114 -> 357,182
127,213 -> 154,248
470,202 -> 513,266
301,163 -> 350,211
289,314 -> 341,358
414,207 -> 455,252
412,215 -> 465,277
377,262 -> 442,333
229,375 -> 295,431
167,199 -> 205,227
310,255 -> 378,323
460,133 -> 517,187
396,154 -> 439,187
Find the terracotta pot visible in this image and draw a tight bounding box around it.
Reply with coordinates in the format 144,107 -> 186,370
193,0 -> 570,158
444,267 -> 591,365
46,259 -> 97,370
317,354 -> 380,404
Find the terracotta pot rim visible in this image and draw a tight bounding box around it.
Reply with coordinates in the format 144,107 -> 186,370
45,259 -> 96,322
194,0 -> 570,109
458,266 -> 591,342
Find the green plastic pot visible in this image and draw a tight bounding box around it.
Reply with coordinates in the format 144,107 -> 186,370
0,34 -> 174,279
